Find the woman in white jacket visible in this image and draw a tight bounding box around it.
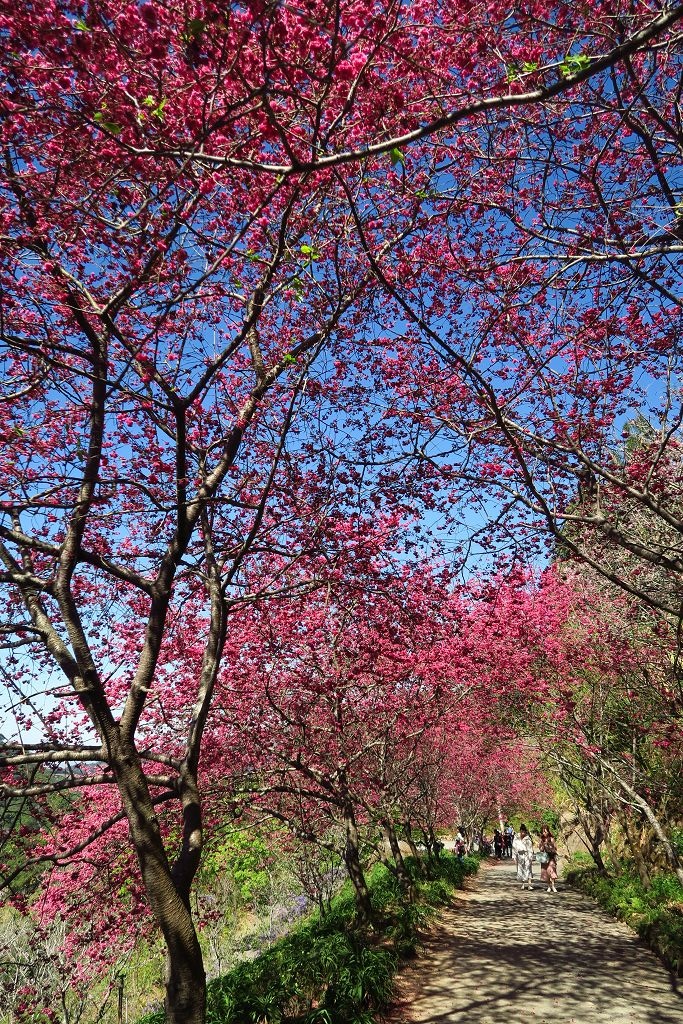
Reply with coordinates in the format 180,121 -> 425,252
512,824 -> 534,890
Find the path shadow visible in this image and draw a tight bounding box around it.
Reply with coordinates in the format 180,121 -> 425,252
392,863 -> 682,1024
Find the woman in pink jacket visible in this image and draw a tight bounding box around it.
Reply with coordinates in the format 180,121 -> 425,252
539,825 -> 559,893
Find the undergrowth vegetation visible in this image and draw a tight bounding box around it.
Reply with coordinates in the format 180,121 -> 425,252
139,853 -> 479,1024
565,861 -> 683,976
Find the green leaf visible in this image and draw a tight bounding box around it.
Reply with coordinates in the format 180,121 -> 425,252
187,18 -> 206,37
560,52 -> 591,77
74,19 -> 90,32
390,147 -> 405,167
142,95 -> 167,120
93,112 -> 122,134
507,61 -> 539,82
282,353 -> 297,366
300,243 -> 320,260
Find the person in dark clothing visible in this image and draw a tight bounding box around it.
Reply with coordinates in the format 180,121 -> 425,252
493,829 -> 503,859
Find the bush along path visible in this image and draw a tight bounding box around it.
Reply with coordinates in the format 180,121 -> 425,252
387,859 -> 683,1024
565,864 -> 683,978
138,853 -> 479,1024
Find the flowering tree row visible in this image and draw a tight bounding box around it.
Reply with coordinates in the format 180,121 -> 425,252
2,3 -> 683,1021
4,561 -> 551,1021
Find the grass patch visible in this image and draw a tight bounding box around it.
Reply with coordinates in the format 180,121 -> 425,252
565,861 -> 683,976
138,853 -> 479,1024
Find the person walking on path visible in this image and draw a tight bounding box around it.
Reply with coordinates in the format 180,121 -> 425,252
538,824 -> 559,893
493,829 -> 503,859
512,823 -> 534,889
504,823 -> 514,858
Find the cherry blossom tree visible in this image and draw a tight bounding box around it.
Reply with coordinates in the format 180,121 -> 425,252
215,563 -> 466,919
345,4 -> 683,613
530,571 -> 683,883
2,3 -> 682,1021
217,563 -> 561,904
435,730 -> 550,846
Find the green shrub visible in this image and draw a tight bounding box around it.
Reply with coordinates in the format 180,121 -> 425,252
567,864 -> 683,975
202,829 -> 273,906
647,873 -> 683,907
435,853 -> 479,885
201,928 -> 396,1024
138,852 -> 478,1023
310,883 -> 357,932
420,878 -> 451,905
391,900 -> 432,941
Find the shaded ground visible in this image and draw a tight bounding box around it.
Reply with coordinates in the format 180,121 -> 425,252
387,859 -> 682,1023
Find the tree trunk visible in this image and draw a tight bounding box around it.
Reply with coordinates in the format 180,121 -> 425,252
343,804 -> 373,923
428,826 -> 442,858
590,836 -> 608,875
383,818 -> 414,899
577,808 -> 609,874
403,822 -> 425,876
417,826 -> 439,874
162,932 -> 206,1024
618,807 -> 651,889
612,772 -> 683,886
114,747 -> 206,1024
602,824 -> 617,872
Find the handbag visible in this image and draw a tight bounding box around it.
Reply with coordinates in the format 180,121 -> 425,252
539,851 -> 549,864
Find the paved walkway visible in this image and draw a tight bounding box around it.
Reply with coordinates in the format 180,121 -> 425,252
388,859 -> 682,1023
